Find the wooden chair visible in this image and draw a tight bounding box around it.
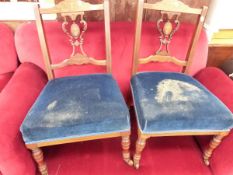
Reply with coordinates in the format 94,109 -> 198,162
131,0 -> 233,169
20,0 -> 132,174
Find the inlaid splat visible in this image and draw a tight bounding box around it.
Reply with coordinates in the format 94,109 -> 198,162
61,12 -> 87,57
156,11 -> 180,56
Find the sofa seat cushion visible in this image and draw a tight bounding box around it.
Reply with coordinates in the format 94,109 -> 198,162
0,23 -> 18,74
0,72 -> 14,92
20,74 -> 130,144
42,124 -> 212,175
131,72 -> 233,134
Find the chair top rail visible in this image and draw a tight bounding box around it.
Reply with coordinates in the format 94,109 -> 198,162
40,0 -> 104,14
144,0 -> 203,15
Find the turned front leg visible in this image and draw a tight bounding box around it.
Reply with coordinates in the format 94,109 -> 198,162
31,147 -> 48,175
133,136 -> 147,169
203,132 -> 229,166
121,135 -> 133,166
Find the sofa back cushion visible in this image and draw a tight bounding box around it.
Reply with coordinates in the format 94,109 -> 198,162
15,21 -> 208,101
0,23 -> 18,74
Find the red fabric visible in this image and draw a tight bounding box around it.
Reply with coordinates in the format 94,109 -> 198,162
41,138 -> 211,175
15,22 -> 208,103
0,72 -> 14,92
0,63 -> 47,175
40,113 -> 211,175
0,23 -> 18,74
194,67 -> 233,175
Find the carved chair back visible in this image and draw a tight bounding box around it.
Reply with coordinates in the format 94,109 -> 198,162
132,0 -> 208,75
35,0 -> 111,80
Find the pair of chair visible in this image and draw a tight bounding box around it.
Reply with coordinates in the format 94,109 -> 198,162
20,0 -> 233,174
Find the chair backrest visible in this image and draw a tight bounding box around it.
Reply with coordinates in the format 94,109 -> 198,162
132,0 -> 208,75
34,0 -> 111,80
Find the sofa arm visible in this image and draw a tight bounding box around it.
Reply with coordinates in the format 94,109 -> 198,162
194,67 -> 233,111
0,63 -> 47,175
0,72 -> 14,92
194,67 -> 233,175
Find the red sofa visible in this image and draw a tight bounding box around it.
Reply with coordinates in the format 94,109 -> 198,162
0,21 -> 232,175
0,23 -> 18,92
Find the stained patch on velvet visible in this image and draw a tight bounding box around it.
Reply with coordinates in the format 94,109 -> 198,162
131,72 -> 233,133
42,100 -> 83,128
47,100 -> 57,110
155,79 -> 203,103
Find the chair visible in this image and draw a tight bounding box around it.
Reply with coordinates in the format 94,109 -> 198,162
131,0 -> 233,169
20,0 -> 132,174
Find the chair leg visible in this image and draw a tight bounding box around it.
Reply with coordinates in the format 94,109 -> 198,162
121,135 -> 133,166
203,132 -> 229,166
31,147 -> 48,175
133,135 -> 147,169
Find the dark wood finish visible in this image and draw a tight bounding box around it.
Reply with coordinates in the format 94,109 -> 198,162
207,47 -> 233,67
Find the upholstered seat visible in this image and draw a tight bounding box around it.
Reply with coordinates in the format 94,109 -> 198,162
21,74 -> 130,144
131,72 -> 233,134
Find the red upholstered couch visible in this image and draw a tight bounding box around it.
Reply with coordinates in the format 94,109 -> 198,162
0,23 -> 18,92
0,21 -> 233,175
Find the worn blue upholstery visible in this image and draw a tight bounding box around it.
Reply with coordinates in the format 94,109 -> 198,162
131,72 -> 233,134
21,74 -> 130,144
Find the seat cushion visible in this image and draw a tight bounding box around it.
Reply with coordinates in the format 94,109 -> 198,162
20,74 -> 130,144
131,72 -> 233,134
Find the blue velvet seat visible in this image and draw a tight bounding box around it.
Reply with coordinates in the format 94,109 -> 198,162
21,74 -> 130,144
131,72 -> 233,134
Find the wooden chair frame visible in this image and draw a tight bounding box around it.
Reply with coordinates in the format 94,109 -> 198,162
132,0 -> 230,169
132,0 -> 208,75
29,1 -> 132,174
35,0 -> 112,81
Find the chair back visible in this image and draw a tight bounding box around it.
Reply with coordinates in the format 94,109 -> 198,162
132,0 -> 208,75
35,0 -> 111,80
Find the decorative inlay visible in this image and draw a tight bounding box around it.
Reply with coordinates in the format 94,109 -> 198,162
156,11 -> 180,56
61,12 -> 87,56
